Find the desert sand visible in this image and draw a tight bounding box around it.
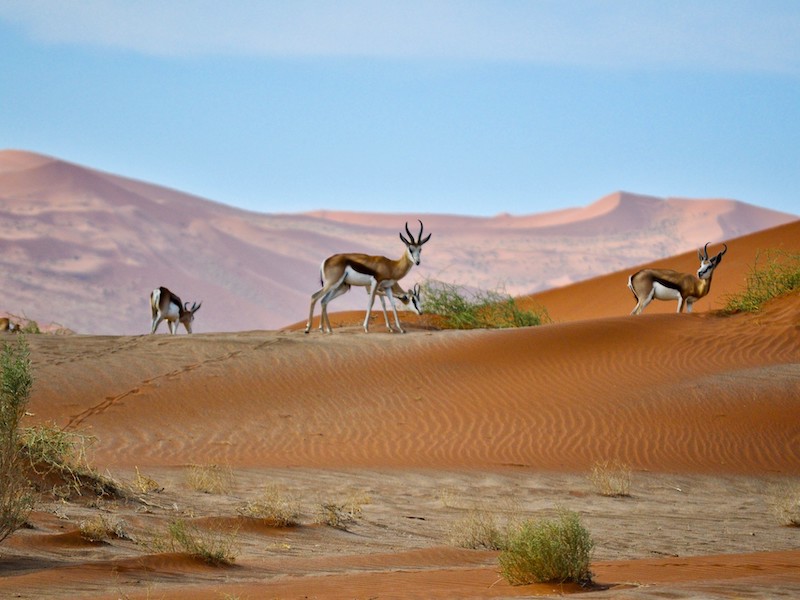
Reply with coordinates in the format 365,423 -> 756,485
1,221 -> 799,599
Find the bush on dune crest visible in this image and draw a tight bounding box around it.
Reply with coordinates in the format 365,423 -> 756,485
723,250 -> 800,314
421,280 -> 550,330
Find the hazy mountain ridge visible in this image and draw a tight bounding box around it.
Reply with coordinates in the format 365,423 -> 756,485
0,150 -> 796,334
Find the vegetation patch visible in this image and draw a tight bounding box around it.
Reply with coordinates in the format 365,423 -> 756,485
79,513 -> 129,542
770,481 -> 800,527
20,423 -> 124,500
498,509 -> 594,586
238,483 -> 301,527
185,464 -> 234,495
151,519 -> 239,566
448,507 -> 507,550
0,336 -> 35,544
722,250 -> 800,314
421,280 -> 550,330
589,460 -> 632,497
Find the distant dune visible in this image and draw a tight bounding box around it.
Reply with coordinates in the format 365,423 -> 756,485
0,149 -> 796,334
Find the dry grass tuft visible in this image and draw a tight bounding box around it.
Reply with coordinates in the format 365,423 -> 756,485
130,466 -> 163,494
148,519 -> 240,566
79,514 -> 128,542
185,464 -> 234,495
589,460 -> 632,497
448,506 -> 507,550
770,481 -> 800,527
238,483 -> 301,526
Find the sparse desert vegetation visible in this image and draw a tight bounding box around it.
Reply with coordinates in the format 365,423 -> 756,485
589,459 -> 633,497
498,509 -> 595,586
185,463 -> 235,494
421,279 -> 550,329
0,336 -> 34,544
770,481 -> 800,527
723,249 -> 800,313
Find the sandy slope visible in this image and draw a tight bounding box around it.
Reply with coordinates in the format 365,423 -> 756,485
1,221 -> 799,598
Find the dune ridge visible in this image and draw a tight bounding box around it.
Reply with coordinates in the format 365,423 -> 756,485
1,149 -> 797,333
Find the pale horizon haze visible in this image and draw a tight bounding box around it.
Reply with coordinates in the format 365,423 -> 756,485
2,1 -> 799,217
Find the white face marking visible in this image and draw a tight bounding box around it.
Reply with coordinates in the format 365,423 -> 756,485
697,260 -> 714,279
407,244 -> 422,266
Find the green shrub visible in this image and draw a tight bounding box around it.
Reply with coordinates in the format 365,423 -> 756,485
0,336 -> 34,544
723,250 -> 800,314
422,280 -> 549,330
499,509 -> 594,586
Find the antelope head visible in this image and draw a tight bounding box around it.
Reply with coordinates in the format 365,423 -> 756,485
399,220 -> 432,266
697,242 -> 728,279
181,301 -> 202,333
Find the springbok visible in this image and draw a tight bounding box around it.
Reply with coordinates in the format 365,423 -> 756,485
150,286 -> 202,334
628,242 -> 728,315
0,317 -> 16,332
371,282 -> 423,331
305,221 -> 431,333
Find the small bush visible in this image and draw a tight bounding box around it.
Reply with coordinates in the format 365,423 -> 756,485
166,519 -> 239,565
239,483 -> 300,526
421,280 -> 549,330
770,482 -> 800,527
0,336 -> 35,544
499,509 -> 594,586
723,250 -> 800,314
589,460 -> 632,497
185,464 -> 234,494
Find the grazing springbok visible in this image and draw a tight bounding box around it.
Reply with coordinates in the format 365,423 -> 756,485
305,221 -> 431,333
150,286 -> 202,334
628,242 -> 728,315
371,282 -> 423,332
0,317 -> 17,332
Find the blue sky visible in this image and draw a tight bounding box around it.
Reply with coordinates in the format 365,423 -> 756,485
1,1 -> 799,217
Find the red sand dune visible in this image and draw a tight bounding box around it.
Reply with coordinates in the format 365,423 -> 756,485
2,194 -> 799,597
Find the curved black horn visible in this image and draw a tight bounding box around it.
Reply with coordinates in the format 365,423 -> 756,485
719,243 -> 728,256
417,219 -> 431,244
703,242 -> 710,260
400,222 -> 412,245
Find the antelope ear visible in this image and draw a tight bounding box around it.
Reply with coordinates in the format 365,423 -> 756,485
697,248 -> 704,261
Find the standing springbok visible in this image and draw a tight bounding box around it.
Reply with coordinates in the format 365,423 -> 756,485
305,221 -> 431,333
628,242 -> 728,315
150,286 -> 202,334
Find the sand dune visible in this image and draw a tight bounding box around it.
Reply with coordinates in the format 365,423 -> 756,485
2,177 -> 800,597
1,149 -> 797,334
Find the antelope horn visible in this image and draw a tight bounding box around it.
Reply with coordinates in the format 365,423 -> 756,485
703,242 -> 710,260
400,222 -> 412,245
719,243 -> 728,257
417,219 -> 431,245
